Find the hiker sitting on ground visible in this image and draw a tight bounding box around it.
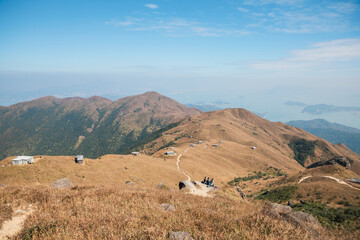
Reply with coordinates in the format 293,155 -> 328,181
202,176 -> 207,184
206,177 -> 210,185
209,178 -> 214,186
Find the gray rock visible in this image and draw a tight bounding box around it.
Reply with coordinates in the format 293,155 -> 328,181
307,156 -> 351,169
160,203 -> 176,212
266,202 -> 292,216
265,203 -> 322,239
235,186 -> 247,201
300,199 -> 306,204
126,181 -> 134,185
157,182 -> 164,189
287,211 -> 321,228
348,178 -> 360,184
167,231 -> 193,240
51,178 -> 72,189
0,183 -> 6,188
179,180 -> 196,191
288,200 -> 295,207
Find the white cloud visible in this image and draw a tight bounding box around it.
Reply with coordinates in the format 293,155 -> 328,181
237,7 -> 249,13
145,4 -> 159,9
240,1 -> 360,33
252,38 -> 360,70
244,0 -> 304,6
105,17 -> 141,27
328,2 -> 358,13
107,16 -> 249,37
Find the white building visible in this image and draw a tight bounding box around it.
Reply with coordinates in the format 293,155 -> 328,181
165,151 -> 175,156
131,152 -> 140,156
12,156 -> 34,165
75,155 -> 84,164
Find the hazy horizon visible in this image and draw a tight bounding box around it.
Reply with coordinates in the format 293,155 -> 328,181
1,0 -> 359,127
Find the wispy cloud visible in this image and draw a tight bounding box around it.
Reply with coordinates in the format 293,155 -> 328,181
105,17 -> 141,26
237,7 -> 249,13
252,38 -> 360,70
240,0 -> 360,33
107,17 -> 249,37
145,4 -> 159,9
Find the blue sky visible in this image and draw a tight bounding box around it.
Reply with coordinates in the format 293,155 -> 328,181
0,0 -> 360,126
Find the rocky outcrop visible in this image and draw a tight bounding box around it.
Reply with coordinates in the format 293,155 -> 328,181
265,202 -> 322,238
235,186 -> 247,201
348,178 -> 360,184
167,231 -> 193,240
179,180 -> 196,191
50,178 -> 72,189
307,156 -> 351,169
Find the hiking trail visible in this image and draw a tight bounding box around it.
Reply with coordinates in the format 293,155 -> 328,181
0,205 -> 34,240
177,148 -> 191,181
298,176 -> 360,190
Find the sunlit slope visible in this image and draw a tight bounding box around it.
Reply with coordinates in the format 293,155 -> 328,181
145,108 -> 360,184
0,154 -> 183,188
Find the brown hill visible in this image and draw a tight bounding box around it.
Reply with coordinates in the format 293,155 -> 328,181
141,108 -> 360,183
0,92 -> 201,159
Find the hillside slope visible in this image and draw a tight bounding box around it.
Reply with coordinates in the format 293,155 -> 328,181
287,119 -> 360,154
0,92 -> 201,159
139,108 -> 360,183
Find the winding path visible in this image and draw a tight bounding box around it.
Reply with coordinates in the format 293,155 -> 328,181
298,175 -> 360,190
0,205 -> 34,240
176,148 -> 191,181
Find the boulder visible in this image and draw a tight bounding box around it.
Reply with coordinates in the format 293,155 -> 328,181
51,178 -> 72,189
179,180 -> 196,191
0,183 -> 6,188
167,231 -> 193,240
307,156 -> 351,169
235,186 -> 247,201
286,211 -> 321,228
160,203 -> 175,212
288,200 -> 295,207
265,203 -> 322,239
126,181 -> 134,185
266,202 -> 292,217
348,178 -> 360,184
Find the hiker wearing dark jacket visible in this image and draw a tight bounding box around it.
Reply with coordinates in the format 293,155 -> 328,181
206,177 -> 210,185
202,176 -> 207,184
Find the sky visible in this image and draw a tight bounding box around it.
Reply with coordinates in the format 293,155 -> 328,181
0,0 -> 360,126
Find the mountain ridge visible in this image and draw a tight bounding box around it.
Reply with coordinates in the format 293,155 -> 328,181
0,92 -> 201,159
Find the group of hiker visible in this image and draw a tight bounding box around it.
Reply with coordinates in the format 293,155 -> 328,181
202,177 -> 214,186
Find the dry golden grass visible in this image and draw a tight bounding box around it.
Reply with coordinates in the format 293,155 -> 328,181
0,154 -> 184,188
0,185 -> 342,240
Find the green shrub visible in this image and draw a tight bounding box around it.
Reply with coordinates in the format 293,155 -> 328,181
255,185 -> 297,203
292,201 -> 360,229
288,138 -> 316,166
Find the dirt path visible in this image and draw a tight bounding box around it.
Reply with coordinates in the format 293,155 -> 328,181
176,148 -> 191,181
298,176 -> 360,190
0,205 -> 34,239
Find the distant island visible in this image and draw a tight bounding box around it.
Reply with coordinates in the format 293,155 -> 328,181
302,104 -> 360,114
